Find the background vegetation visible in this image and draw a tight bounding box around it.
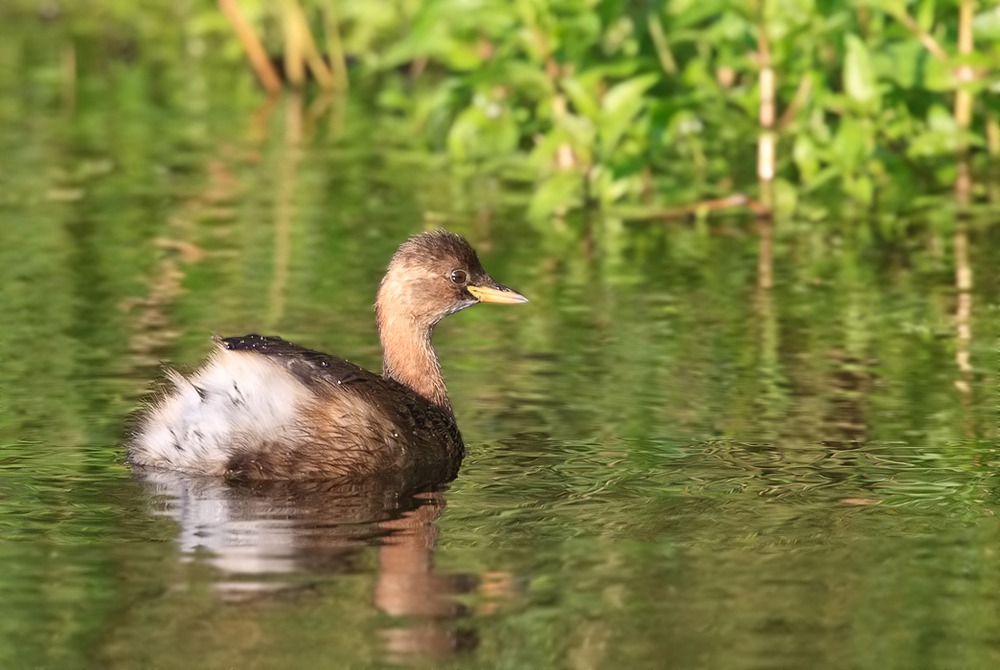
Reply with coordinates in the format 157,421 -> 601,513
5,0 -> 999,223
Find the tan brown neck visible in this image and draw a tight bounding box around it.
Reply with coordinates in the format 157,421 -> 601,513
376,308 -> 451,414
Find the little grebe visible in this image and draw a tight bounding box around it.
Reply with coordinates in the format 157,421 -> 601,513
128,230 -> 527,481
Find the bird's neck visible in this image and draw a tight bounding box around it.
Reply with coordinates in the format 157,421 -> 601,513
376,306 -> 451,414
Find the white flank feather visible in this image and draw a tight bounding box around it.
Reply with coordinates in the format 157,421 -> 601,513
129,348 -> 310,475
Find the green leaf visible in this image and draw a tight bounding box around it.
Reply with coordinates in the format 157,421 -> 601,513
793,134 -> 821,182
499,62 -> 555,101
906,104 -> 979,157
831,117 -> 872,172
772,178 -> 799,218
843,173 -> 874,206
528,171 -> 584,221
599,74 -> 658,159
560,77 -> 600,121
843,34 -> 880,112
872,39 -> 920,90
665,0 -> 732,30
973,6 -> 1000,40
447,103 -> 519,162
602,74 -> 658,119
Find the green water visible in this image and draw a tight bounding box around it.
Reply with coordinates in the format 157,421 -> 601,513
4,28 -> 1000,670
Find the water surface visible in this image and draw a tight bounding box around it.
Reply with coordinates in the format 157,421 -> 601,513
2,25 -> 1000,670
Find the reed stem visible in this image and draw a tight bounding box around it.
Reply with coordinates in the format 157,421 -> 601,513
954,0 -> 975,207
756,11 -> 775,186
219,0 -> 282,96
323,0 -> 350,91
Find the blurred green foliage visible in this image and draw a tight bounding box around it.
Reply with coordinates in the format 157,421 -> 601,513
367,0 -> 999,221
4,0 -> 999,222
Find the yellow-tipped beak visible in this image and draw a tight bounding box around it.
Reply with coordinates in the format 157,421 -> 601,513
467,283 -> 529,304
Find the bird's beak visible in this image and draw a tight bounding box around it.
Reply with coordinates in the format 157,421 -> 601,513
467,281 -> 529,304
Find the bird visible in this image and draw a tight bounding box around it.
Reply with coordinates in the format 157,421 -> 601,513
127,230 -> 527,482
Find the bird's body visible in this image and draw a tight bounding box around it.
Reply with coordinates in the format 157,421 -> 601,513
127,231 -> 526,482
130,334 -> 463,481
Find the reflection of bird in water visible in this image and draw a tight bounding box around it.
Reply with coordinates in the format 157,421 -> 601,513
142,472 -> 420,577
141,472 -> 481,659
128,231 -> 527,482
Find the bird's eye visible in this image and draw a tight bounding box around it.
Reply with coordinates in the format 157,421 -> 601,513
450,269 -> 468,285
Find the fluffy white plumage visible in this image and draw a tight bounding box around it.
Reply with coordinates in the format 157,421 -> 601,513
129,346 -> 311,476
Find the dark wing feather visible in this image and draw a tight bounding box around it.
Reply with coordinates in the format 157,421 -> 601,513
221,333 -> 382,391
219,334 -> 463,481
